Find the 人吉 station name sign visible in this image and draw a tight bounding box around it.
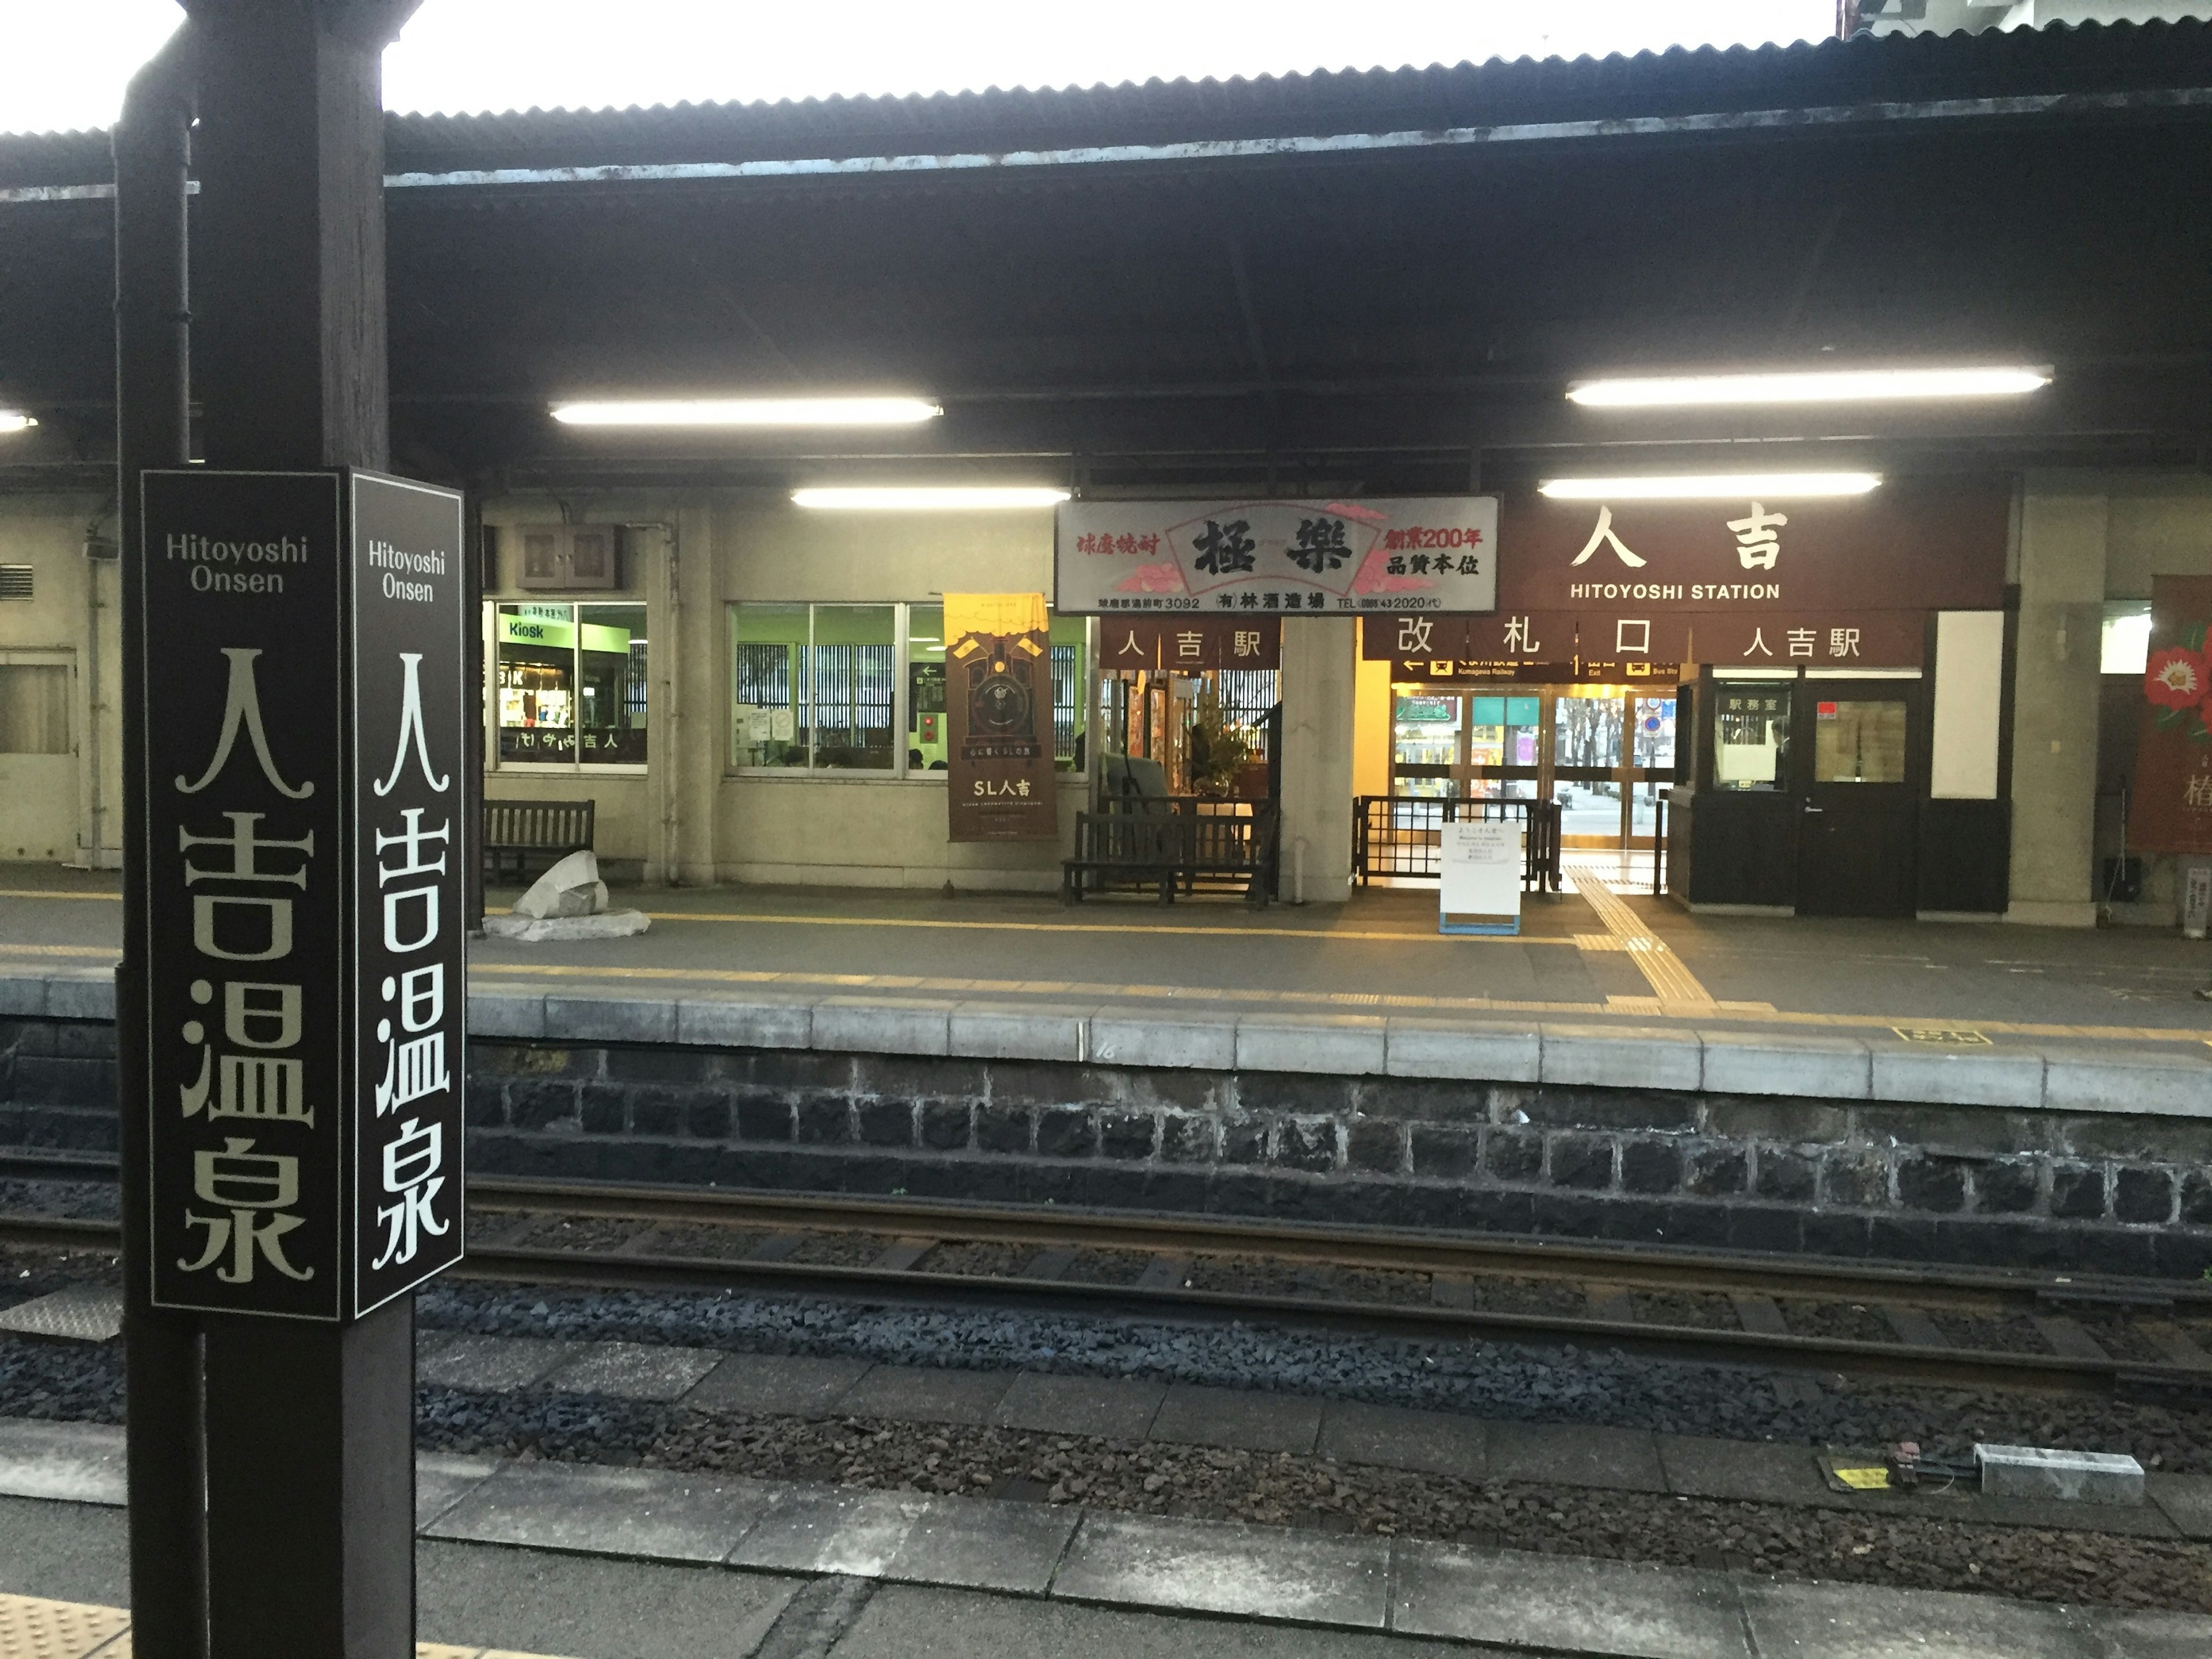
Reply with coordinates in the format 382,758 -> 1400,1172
140,469 -> 468,1320
1056,497 -> 1499,615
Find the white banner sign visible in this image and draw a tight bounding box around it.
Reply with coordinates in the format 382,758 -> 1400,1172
1056,497 -> 1498,616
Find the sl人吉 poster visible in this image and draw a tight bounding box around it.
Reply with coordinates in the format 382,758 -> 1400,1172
945,593 -> 1059,842
2128,575 -> 2212,856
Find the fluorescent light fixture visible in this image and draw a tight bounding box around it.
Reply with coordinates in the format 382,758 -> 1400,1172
1567,366 -> 2049,408
0,412 -> 37,434
791,487 -> 1071,511
551,396 -> 941,427
1539,472 -> 1882,501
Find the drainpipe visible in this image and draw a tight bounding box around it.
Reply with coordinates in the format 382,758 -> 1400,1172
624,520 -> 679,885
81,509 -> 118,869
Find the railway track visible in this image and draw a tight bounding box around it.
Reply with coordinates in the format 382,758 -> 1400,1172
6,1159 -> 2212,1399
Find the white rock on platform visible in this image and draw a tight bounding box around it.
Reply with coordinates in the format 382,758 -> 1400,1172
513,849 -> 610,919
483,908 -> 652,943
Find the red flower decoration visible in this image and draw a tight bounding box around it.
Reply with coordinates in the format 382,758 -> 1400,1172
2146,645 -> 2209,711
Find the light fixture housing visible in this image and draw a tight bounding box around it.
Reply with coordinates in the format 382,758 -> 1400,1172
551,396 -> 942,427
0,412 -> 37,434
791,487 -> 1071,511
1538,472 -> 1883,501
1567,366 -> 2050,408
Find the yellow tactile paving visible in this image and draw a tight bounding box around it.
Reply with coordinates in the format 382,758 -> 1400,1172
0,1594 -> 130,1659
0,1596 -> 573,1659
1568,866 -> 1717,1008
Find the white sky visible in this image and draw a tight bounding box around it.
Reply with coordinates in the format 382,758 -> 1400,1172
1,0 -> 1840,137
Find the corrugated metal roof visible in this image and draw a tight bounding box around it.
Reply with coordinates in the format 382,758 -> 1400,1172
1,16 -> 2206,190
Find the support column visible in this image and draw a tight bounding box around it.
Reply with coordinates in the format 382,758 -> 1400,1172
1278,617 -> 1357,904
673,501 -> 721,884
112,31 -> 204,1659
2007,475 -> 2109,927
130,6 -> 423,1656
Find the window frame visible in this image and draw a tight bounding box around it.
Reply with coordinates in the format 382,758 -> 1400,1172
486,599 -> 651,777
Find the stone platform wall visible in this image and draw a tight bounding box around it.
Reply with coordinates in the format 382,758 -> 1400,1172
6,1016 -> 2207,1277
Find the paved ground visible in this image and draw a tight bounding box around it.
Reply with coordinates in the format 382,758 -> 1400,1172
4,863 -> 2210,1055
4,1435 -> 2207,1658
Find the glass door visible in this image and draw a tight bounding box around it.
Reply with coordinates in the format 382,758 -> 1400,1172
1627,692 -> 1677,848
1553,688 -> 1627,847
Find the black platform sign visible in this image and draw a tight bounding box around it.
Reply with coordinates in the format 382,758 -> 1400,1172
141,469 -> 467,1320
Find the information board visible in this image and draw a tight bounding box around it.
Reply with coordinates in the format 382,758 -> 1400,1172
1440,819 -> 1522,936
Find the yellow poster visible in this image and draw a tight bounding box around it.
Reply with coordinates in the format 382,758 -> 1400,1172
944,593 -> 1059,842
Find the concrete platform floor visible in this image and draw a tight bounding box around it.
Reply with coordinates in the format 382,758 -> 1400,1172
3,862 -> 2208,1056
4,1445 -> 2208,1658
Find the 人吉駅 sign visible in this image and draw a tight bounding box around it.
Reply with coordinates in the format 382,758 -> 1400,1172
141,469 -> 467,1320
1361,482 -> 2007,671
1056,498 -> 1498,616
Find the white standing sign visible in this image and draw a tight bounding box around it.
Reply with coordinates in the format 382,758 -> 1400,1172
1440,819 -> 1522,936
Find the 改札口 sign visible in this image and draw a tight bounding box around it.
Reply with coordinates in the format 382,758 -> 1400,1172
1057,498 -> 1498,616
141,469 -> 467,1320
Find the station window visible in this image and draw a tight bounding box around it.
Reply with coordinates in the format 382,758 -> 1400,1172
492,601 -> 647,769
1813,698 -> 1908,785
0,664 -> 69,755
1714,687 -> 1790,791
730,603 -> 895,771
2101,601 -> 2152,675
734,603 -> 1085,776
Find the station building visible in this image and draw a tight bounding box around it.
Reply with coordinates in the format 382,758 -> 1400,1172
0,19 -> 2208,925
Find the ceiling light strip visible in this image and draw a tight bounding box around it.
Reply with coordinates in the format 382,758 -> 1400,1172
552,397 -> 941,427
1569,368 -> 2050,408
1538,473 -> 1881,501
791,487 -> 1070,511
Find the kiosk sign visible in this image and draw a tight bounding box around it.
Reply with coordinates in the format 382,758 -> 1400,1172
141,469 -> 467,1320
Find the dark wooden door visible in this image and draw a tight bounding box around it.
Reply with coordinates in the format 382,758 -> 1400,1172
1796,683 -> 1920,918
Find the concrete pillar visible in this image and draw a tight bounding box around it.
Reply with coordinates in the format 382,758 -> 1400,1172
1278,616 -> 1357,904
672,499 -> 721,885
2007,476 -> 2108,926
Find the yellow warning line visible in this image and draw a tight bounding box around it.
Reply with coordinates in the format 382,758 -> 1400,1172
0,1590 -> 575,1659
1569,868 -> 1717,1008
0,889 -> 119,901
638,908 -> 1584,946
0,942 -> 122,957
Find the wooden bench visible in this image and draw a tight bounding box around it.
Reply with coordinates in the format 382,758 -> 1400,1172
482,798 -> 595,885
1062,799 -> 1278,906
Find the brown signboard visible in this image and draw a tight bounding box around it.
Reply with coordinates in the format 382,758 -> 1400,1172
945,593 -> 1059,842
2126,575 -> 2212,855
1360,481 -> 2004,674
1365,610 -> 1929,671
1099,616 -> 1281,672
1496,481 -> 2008,615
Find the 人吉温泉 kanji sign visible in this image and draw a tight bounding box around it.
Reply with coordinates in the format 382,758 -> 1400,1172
945,593 -> 1060,842
2127,575 -> 2212,855
1056,498 -> 1498,615
141,469 -> 467,1320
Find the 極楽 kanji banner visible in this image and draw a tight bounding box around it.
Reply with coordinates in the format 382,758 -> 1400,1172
945,593 -> 1060,842
1056,498 -> 1498,616
140,468 -> 467,1320
2127,575 -> 2212,855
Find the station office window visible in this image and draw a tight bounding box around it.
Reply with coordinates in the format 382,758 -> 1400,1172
1813,698 -> 1908,785
0,664 -> 69,755
730,603 -> 895,771
1714,686 -> 1791,791
733,602 -> 1085,775
493,601 -> 648,768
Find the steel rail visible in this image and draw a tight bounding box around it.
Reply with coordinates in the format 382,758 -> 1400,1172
7,1177 -> 2207,1395
460,1175 -> 2212,1315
